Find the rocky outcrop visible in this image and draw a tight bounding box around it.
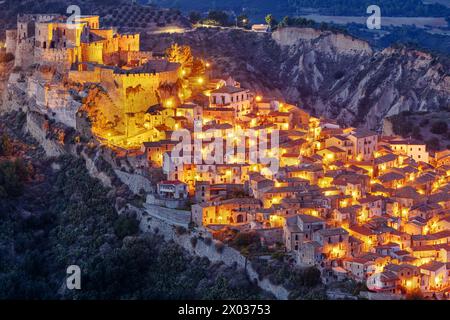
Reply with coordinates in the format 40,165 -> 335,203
273,27 -> 373,55
25,111 -> 65,157
272,28 -> 449,129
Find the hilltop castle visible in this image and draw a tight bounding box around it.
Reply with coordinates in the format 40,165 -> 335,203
5,14 -> 182,143
6,14 -> 146,69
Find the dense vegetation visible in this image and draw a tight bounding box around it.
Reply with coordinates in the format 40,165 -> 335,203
286,0 -> 450,17
154,0 -> 450,18
388,110 -> 450,151
0,154 -> 263,299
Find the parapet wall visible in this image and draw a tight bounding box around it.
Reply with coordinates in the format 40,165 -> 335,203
34,47 -> 71,68
68,69 -> 102,84
118,34 -> 140,52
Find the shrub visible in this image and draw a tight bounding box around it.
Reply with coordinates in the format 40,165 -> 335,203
215,241 -> 225,253
271,252 -> 285,261
0,133 -> 12,156
114,215 -> 139,239
0,159 -> 29,198
0,52 -> 14,63
419,118 -> 429,126
412,126 -> 422,140
189,11 -> 201,24
334,70 -> 345,79
190,236 -> 198,248
232,231 -> 260,248
204,237 -> 212,246
175,225 -> 187,235
426,137 -> 441,150
430,121 -> 448,135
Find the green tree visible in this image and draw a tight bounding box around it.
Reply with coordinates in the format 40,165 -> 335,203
237,14 -> 250,29
265,14 -> 275,27
188,11 -> 201,24
207,10 -> 229,26
426,137 -> 441,150
430,121 -> 448,135
0,159 -> 28,198
114,215 -> 139,239
0,134 -> 12,156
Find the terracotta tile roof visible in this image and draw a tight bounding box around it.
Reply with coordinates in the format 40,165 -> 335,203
211,85 -> 247,94
420,261 -> 445,272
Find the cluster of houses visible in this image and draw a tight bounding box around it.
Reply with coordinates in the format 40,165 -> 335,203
126,77 -> 450,298
9,12 -> 448,298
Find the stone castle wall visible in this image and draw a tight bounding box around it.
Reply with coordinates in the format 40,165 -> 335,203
115,68 -> 180,114
68,69 -> 102,84
81,42 -> 104,64
34,47 -> 73,70
5,30 -> 17,54
117,34 -> 140,52
14,40 -> 34,68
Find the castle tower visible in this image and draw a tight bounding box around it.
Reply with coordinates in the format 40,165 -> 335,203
195,181 -> 211,203
5,30 -> 17,55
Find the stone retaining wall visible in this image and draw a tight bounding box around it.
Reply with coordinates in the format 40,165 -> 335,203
138,206 -> 290,300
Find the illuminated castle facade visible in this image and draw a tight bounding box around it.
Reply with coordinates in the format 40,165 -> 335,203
6,14 -> 181,145
6,14 -> 146,69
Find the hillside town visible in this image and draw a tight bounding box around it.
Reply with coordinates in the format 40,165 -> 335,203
2,12 -> 450,300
